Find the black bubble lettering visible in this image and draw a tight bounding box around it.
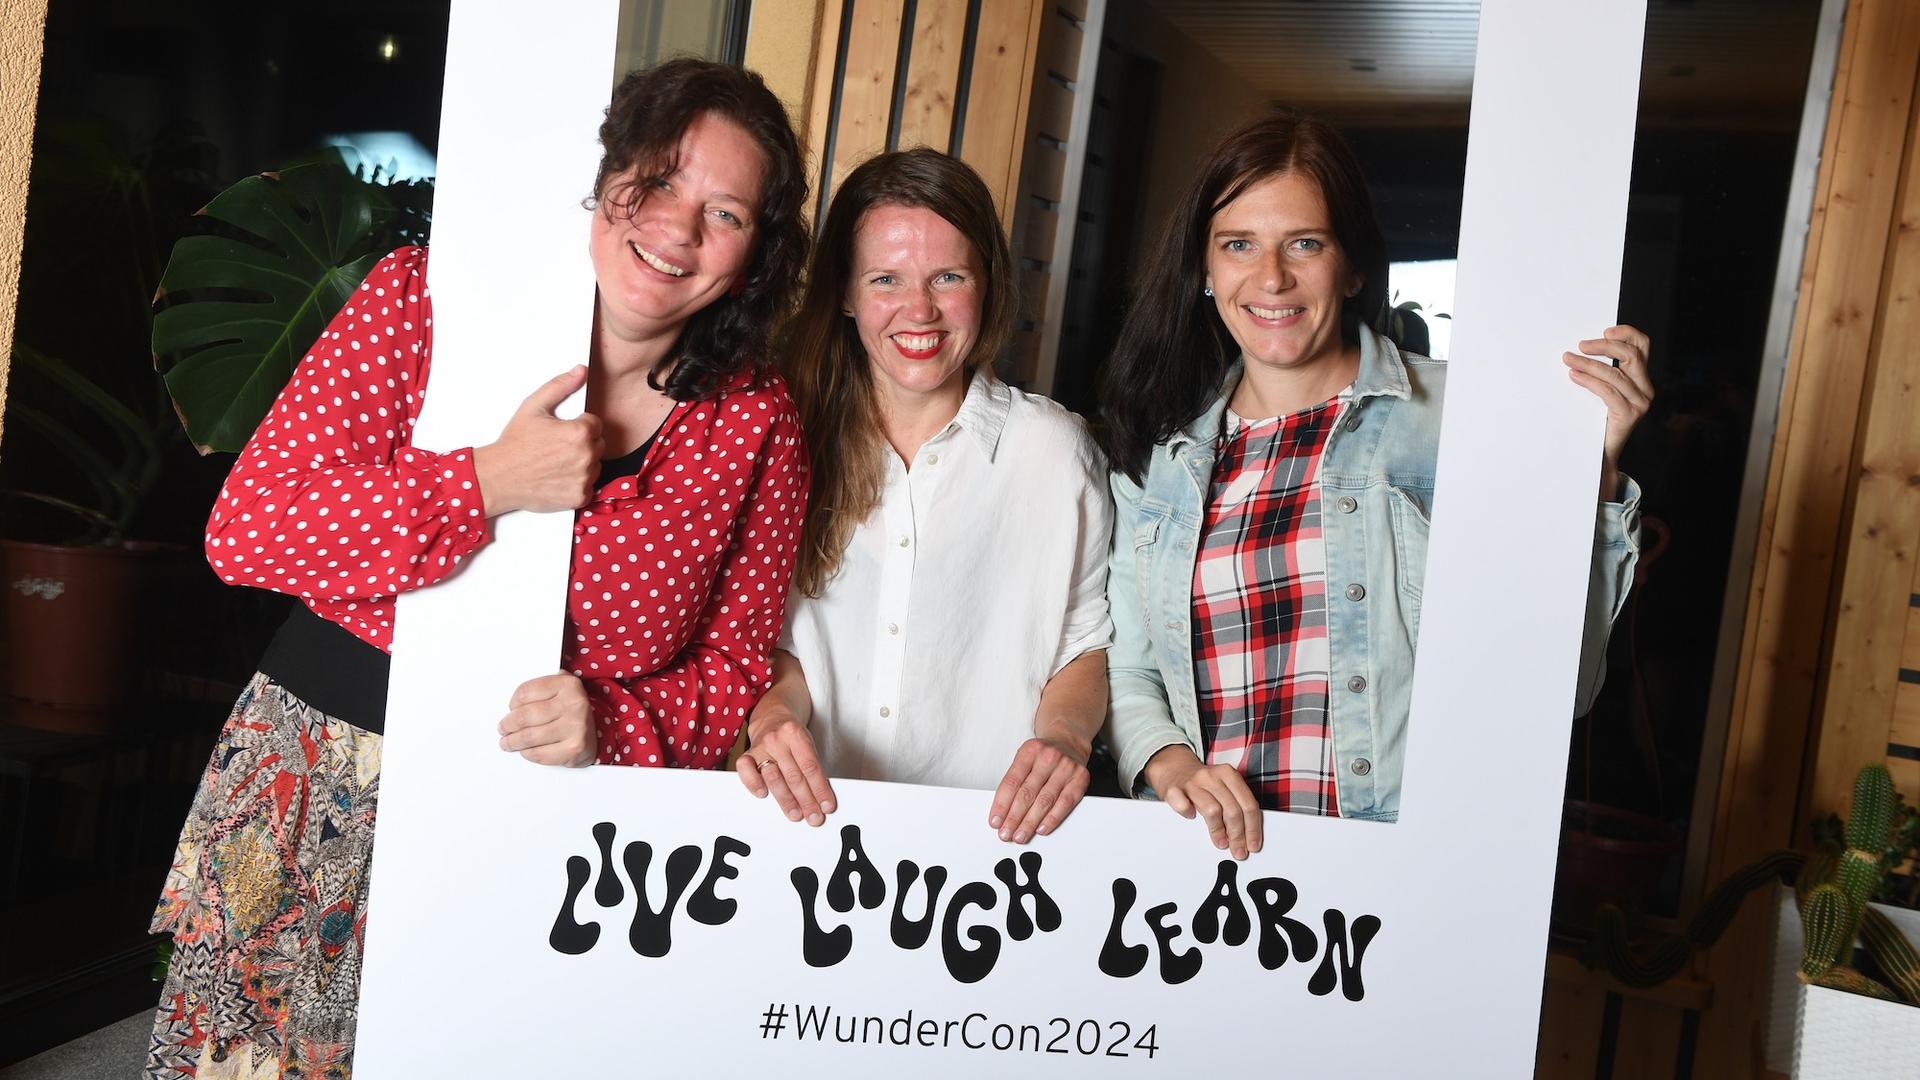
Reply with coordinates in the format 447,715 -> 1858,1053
622,841 -> 702,958
548,855 -> 600,955
992,852 -> 1061,941
791,866 -> 853,967
889,860 -> 948,950
591,821 -> 623,907
687,835 -> 750,925
1193,860 -> 1250,946
1098,878 -> 1150,978
1308,910 -> 1381,1001
1248,876 -> 1318,969
941,880 -> 1002,984
826,824 -> 886,913
1144,902 -> 1203,985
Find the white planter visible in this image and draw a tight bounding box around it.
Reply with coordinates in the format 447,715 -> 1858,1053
1766,885 -> 1920,1076
1792,982 -> 1920,1079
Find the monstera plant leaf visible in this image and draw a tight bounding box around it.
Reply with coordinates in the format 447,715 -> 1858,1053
152,155 -> 419,454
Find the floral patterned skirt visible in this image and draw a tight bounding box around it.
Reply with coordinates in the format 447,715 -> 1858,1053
147,672 -> 382,1080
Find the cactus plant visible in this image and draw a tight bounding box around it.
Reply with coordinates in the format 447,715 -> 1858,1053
1793,764 -> 1913,1003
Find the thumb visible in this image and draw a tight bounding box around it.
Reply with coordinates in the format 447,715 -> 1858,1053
520,364 -> 588,416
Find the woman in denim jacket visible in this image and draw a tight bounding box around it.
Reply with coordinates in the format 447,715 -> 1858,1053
1100,113 -> 1651,858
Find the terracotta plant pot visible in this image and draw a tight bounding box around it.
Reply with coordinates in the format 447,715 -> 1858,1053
2,538 -> 159,707
1554,799 -> 1683,921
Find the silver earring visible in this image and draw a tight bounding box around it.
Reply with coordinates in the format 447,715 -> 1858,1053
1204,286 -> 1214,297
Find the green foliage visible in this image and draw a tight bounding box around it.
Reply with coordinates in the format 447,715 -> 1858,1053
1580,848 -> 1802,987
151,151 -> 433,454
1802,884 -> 1851,978
1792,763 -> 1916,1003
3,345 -> 163,543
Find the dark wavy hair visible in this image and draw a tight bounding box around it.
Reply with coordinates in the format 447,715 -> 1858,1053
780,149 -> 1019,595
588,58 -> 808,400
1100,111 -> 1388,481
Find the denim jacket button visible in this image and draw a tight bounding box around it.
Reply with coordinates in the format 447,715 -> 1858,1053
1337,496 -> 1358,514
1350,757 -> 1372,776
1347,675 -> 1368,693
1344,413 -> 1362,432
1345,583 -> 1366,601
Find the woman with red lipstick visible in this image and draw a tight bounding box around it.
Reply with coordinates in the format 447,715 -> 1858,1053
148,60 -> 809,1079
734,150 -> 1113,846
1100,112 -> 1652,859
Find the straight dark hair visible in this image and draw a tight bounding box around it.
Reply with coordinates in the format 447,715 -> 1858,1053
1099,111 -> 1388,481
780,149 -> 1019,596
589,58 -> 809,400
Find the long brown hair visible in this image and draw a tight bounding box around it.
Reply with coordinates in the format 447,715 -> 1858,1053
782,149 -> 1018,596
1099,111 -> 1388,481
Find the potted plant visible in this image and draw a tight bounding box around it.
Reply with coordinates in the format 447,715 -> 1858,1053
1780,764 -> 1920,1077
0,118 -> 210,707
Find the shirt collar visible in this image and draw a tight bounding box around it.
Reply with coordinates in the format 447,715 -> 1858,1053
1167,323 -> 1409,454
942,367 -> 1012,461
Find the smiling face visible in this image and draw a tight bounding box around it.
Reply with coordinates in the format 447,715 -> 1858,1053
589,111 -> 767,347
846,203 -> 983,406
1204,169 -> 1362,377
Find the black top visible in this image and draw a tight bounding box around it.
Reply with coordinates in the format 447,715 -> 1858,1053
254,435 -> 659,734
596,435 -> 654,489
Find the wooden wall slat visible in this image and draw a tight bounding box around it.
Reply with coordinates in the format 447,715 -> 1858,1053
1533,983 -> 1607,1080
1030,78 -> 1075,143
1609,999 -> 1687,1080
831,0 -> 909,192
804,0 -> 850,221
1810,75 -> 1920,813
1019,267 -> 1049,321
1021,203 -> 1059,260
1892,755 -> 1920,803
1038,14 -> 1082,83
1004,328 -> 1041,382
957,0 -> 1047,227
1023,140 -> 1066,201
1905,602 -> 1920,671
1893,682 -> 1920,748
895,0 -> 972,151
1697,1 -> 1920,1070
1056,0 -> 1087,21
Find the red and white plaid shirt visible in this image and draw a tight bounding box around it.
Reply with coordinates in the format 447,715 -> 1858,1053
1190,395 -> 1345,815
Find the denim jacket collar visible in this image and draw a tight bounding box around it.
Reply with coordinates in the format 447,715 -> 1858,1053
1162,325 -> 1412,461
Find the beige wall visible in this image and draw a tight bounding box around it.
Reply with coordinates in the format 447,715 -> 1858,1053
0,0 -> 49,440
1123,2 -> 1269,239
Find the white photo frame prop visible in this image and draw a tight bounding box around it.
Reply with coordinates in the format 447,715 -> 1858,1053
352,1 -> 1648,1076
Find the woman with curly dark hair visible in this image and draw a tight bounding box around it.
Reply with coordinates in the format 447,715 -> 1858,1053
147,59 -> 809,1078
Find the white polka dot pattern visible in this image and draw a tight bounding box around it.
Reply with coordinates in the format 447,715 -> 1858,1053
203,247 -> 811,770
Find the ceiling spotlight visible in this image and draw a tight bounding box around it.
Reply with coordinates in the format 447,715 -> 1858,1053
378,35 -> 399,62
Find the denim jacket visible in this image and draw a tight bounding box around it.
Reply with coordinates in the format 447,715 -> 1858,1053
1104,326 -> 1642,821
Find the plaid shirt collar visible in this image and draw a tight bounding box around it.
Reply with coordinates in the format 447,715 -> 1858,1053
1162,324 -> 1412,460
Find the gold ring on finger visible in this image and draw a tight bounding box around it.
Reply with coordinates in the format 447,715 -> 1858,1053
759,755 -> 781,771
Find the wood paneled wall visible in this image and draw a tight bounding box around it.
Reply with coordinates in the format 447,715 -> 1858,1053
1002,0 -> 1087,385
803,0 -> 1048,231
1694,0 -> 1920,1071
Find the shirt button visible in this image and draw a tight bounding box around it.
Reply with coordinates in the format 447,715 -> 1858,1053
1347,675 -> 1368,693
898,536 -> 911,548
879,705 -> 892,718
887,622 -> 899,635
1338,496 -> 1358,514
1350,757 -> 1372,776
924,453 -> 939,465
1345,583 -> 1366,601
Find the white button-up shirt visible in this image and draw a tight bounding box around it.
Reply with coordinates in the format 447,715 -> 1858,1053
780,371 -> 1115,790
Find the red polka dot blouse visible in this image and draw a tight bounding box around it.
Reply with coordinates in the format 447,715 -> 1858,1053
204,247 -> 810,768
